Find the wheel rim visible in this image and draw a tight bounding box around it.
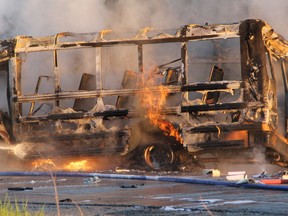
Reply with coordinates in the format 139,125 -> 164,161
143,144 -> 174,170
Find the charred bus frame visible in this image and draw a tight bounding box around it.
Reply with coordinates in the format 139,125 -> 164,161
0,19 -> 288,169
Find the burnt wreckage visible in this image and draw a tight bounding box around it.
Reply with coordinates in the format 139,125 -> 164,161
0,19 -> 288,170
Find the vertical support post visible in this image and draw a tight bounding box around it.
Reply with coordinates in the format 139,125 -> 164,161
181,42 -> 188,103
54,67 -> 60,107
53,34 -> 61,107
138,44 -> 143,73
282,60 -> 288,138
268,53 -> 276,81
94,47 -> 104,109
281,60 -> 288,94
15,57 -> 22,115
54,53 -> 60,107
239,20 -> 269,103
9,56 -> 22,140
95,47 -> 102,90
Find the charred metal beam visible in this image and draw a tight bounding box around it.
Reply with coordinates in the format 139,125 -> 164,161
240,19 -> 270,102
13,23 -> 240,54
181,42 -> 189,108
54,34 -> 60,107
20,109 -> 131,122
181,102 -> 256,113
181,42 -> 188,85
24,147 -> 126,159
12,23 -> 240,52
95,47 -> 102,89
193,140 -> 244,149
16,81 -> 242,103
180,81 -> 240,91
282,60 -> 288,137
10,57 -> 22,136
19,101 -> 263,123
138,45 -> 143,73
184,122 -> 265,133
14,34 -> 239,53
24,130 -> 129,142
282,60 -> 288,93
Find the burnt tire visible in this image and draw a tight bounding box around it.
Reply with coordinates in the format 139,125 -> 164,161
142,143 -> 176,170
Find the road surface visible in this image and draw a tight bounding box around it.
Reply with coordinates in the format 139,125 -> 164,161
0,164 -> 287,216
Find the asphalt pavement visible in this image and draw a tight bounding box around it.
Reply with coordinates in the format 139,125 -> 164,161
0,164 -> 287,216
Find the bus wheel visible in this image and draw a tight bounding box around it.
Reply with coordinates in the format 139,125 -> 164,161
143,143 -> 175,170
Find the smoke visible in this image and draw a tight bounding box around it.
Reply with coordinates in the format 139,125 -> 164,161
0,0 -> 287,39
0,0 -> 107,38
108,0 -> 288,37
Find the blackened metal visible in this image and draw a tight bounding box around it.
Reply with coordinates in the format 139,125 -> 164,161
282,60 -> 288,137
16,81 -> 242,103
194,140 -> 244,149
95,47 -> 102,89
116,70 -> 138,109
267,52 -> 276,80
181,42 -> 188,108
25,147 -> 127,158
282,60 -> 288,93
138,45 -> 143,73
181,102 -> 248,113
74,73 -> 96,111
3,19 -> 288,166
20,101 -> 255,122
203,66 -> 224,104
239,20 -> 270,103
164,68 -> 181,85
29,76 -> 53,115
54,34 -> 60,107
58,35 -> 221,49
180,81 -> 241,92
181,42 -> 188,85
20,109 -> 130,122
186,122 -> 264,133
158,58 -> 181,68
25,130 -> 129,142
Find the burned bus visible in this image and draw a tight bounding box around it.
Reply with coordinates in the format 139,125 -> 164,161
0,19 -> 287,170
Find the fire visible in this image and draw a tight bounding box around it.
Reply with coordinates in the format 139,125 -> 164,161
139,72 -> 183,143
224,131 -> 248,147
64,160 -> 90,171
32,159 -> 57,170
32,158 -> 92,171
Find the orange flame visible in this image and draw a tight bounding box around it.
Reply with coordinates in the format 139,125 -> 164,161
64,160 -> 90,171
224,131 -> 248,147
32,158 -> 93,171
32,159 -> 57,170
139,71 -> 183,143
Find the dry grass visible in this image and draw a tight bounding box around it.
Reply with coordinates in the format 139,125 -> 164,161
0,195 -> 44,216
